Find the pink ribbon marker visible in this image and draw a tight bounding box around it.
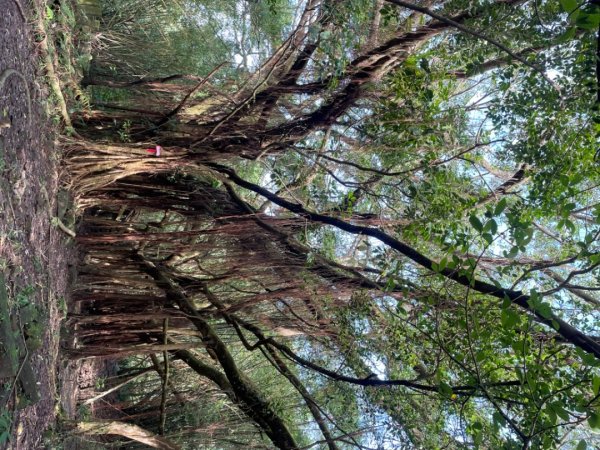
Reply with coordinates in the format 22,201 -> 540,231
146,145 -> 162,157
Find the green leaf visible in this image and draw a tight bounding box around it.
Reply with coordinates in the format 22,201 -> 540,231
473,429 -> 483,446
385,278 -> 396,291
45,5 -> 54,20
469,215 -> 483,232
504,246 -> 519,258
529,289 -> 540,305
576,12 -> 600,30
557,26 -> 577,43
493,411 -> 506,427
395,304 -> 408,316
588,411 -> 600,429
551,402 -> 570,421
576,440 -> 588,450
501,308 -> 519,329
489,219 -> 498,235
593,375 -> 600,396
563,219 -> 576,233
546,405 -> 557,425
577,348 -> 600,367
439,381 -> 453,396
438,257 -> 447,272
494,198 -> 507,216
559,0 -> 577,13
536,302 -> 553,320
512,338 -> 530,355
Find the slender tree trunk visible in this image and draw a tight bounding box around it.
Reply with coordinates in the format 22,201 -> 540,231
76,420 -> 181,449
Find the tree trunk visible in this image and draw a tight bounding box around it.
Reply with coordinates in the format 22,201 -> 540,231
76,420 -> 181,449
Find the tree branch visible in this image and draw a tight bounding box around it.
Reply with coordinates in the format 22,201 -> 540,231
209,163 -> 600,360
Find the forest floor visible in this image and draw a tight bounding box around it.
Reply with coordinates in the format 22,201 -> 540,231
0,1 -> 105,448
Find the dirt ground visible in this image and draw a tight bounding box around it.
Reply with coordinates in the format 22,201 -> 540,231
0,1 -> 74,448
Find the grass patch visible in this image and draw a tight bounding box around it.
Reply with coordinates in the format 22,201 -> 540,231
0,410 -> 12,445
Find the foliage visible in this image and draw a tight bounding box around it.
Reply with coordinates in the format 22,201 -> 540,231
86,0 -> 294,81
0,411 -> 10,445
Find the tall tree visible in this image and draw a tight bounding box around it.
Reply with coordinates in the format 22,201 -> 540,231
66,0 -> 600,448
